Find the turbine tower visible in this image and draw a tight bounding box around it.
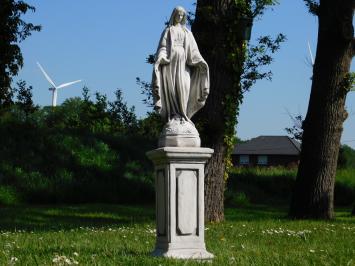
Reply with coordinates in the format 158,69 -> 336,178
37,62 -> 81,107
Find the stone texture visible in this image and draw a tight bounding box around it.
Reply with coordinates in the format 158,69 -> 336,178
158,118 -> 201,147
152,7 -> 210,124
146,147 -> 214,260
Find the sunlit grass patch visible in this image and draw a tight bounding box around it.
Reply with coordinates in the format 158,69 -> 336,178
0,204 -> 354,265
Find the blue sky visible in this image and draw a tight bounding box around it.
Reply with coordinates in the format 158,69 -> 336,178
16,1 -> 355,148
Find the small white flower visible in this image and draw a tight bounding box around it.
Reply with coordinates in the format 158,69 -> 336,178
73,252 -> 79,257
309,249 -> 315,253
64,258 -> 72,264
52,254 -> 77,265
10,257 -> 18,262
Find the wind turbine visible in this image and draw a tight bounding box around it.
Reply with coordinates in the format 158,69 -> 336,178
37,62 -> 82,107
307,41 -> 315,66
304,41 -> 315,68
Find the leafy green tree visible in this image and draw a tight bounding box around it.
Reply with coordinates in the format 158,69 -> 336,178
75,87 -> 110,133
109,89 -> 137,131
289,0 -> 355,219
137,112 -> 164,141
92,92 -> 110,133
0,0 -> 41,108
15,80 -> 37,116
76,87 -> 137,133
58,97 -> 84,129
192,0 -> 284,221
337,144 -> 355,169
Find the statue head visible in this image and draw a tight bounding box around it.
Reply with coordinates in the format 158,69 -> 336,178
168,6 -> 187,26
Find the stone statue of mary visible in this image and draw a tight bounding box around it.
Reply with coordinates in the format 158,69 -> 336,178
152,6 -> 210,147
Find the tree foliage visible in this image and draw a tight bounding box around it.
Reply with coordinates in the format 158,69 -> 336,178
338,144 -> 355,169
242,34 -> 286,92
285,114 -> 303,142
0,0 -> 41,107
0,86 -> 161,204
15,80 -> 37,116
303,0 -> 320,16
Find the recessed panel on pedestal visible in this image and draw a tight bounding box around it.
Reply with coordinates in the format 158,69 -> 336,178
176,170 -> 197,235
157,170 -> 166,236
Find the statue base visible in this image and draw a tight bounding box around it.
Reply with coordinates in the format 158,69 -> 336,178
152,247 -> 214,260
158,117 -> 200,148
146,147 -> 214,260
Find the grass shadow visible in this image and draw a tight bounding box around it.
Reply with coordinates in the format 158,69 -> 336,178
0,204 -> 155,231
1,204 -> 353,232
225,204 -> 289,221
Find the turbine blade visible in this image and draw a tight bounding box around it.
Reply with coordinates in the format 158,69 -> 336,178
57,80 -> 82,89
307,41 -> 314,65
37,62 -> 57,88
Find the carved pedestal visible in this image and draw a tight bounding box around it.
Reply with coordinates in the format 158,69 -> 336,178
146,147 -> 214,260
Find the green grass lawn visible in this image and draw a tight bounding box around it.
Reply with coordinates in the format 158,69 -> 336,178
0,204 -> 354,265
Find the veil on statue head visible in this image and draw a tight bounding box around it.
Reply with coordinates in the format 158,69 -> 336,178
168,6 -> 187,26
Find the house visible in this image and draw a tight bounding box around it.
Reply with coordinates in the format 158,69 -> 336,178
232,136 -> 301,167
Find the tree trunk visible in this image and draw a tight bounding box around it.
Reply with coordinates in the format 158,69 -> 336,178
289,0 -> 354,219
352,205 -> 355,216
192,0 -> 243,222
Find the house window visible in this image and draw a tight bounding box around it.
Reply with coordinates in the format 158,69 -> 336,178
257,155 -> 268,165
240,155 -> 249,165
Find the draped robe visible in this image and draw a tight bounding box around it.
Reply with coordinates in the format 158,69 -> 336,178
152,25 -> 210,122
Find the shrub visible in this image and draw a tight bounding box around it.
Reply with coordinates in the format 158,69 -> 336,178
334,168 -> 355,206
225,191 -> 250,207
0,186 -> 20,206
227,166 -> 355,206
227,167 -> 296,205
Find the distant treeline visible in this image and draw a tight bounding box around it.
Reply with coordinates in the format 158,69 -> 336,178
0,82 -> 354,207
0,82 -> 162,205
226,167 -> 355,207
